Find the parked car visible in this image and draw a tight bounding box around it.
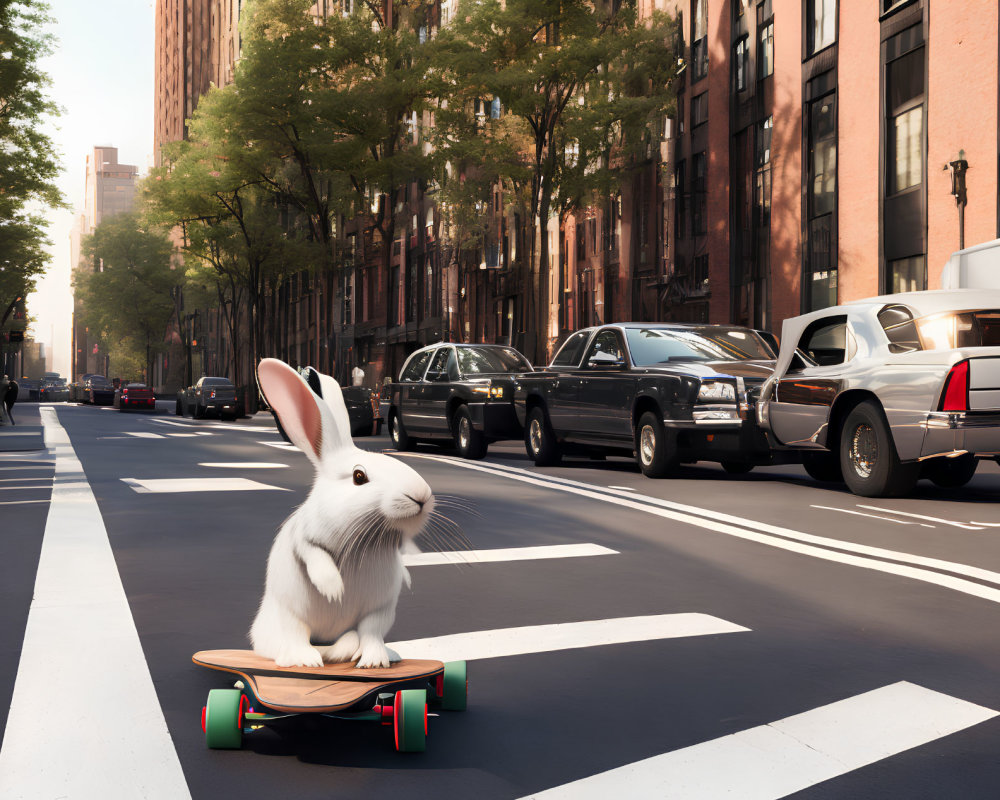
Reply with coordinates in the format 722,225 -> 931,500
342,384 -> 383,437
757,288 -> 1000,497
84,375 -> 115,405
388,344 -> 532,458
71,373 -> 103,402
177,377 -> 242,419
39,377 -> 70,402
17,379 -> 39,402
514,323 -> 777,477
114,382 -> 156,412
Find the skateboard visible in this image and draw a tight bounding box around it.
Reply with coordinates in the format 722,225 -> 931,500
193,649 -> 467,752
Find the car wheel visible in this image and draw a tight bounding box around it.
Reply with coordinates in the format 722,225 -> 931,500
924,454 -> 978,489
802,451 -> 843,483
839,400 -> 919,497
194,403 -> 206,419
525,406 -> 562,466
635,411 -> 677,478
721,461 -> 754,475
453,405 -> 487,460
389,411 -> 414,451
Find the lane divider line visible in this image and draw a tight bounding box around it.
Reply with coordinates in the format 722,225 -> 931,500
857,505 -> 985,531
403,543 -> 618,566
0,407 -> 191,799
522,681 -> 997,799
810,505 -> 927,526
389,613 -> 748,662
121,477 -> 291,494
395,452 -> 1000,606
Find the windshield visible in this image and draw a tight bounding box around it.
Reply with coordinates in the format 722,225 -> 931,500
202,378 -> 234,387
90,377 -> 111,387
43,378 -> 66,386
914,310 -> 1000,350
625,327 -> 773,365
456,347 -> 532,375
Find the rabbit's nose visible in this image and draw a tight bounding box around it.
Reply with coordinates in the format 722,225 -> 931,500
404,493 -> 427,510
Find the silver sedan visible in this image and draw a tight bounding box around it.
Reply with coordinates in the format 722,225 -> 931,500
757,289 -> 1000,497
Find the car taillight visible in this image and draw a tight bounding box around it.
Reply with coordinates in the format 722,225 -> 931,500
941,360 -> 969,412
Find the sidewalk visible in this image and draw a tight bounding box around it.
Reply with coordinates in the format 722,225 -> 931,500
0,403 -> 45,452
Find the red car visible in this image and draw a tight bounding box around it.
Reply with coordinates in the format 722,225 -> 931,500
114,383 -> 156,412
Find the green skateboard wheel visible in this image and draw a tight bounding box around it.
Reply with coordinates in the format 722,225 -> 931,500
440,661 -> 468,711
204,689 -> 244,749
394,689 -> 427,752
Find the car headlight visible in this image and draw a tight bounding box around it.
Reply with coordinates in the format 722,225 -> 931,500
489,386 -> 504,399
697,381 -> 736,403
471,380 -> 491,396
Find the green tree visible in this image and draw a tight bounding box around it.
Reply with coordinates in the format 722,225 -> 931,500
438,0 -> 677,360
0,0 -> 63,322
75,214 -> 179,383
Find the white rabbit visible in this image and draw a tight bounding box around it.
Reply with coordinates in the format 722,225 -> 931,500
250,358 -> 434,668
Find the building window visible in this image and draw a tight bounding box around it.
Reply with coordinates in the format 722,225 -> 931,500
806,0 -> 836,56
887,255 -> 925,293
758,20 -> 774,79
755,116 -> 772,225
692,152 -> 707,235
806,87 -> 836,311
693,254 -> 708,286
691,92 -> 708,128
733,37 -> 749,92
675,158 -> 687,240
886,37 -> 925,195
692,0 -> 708,81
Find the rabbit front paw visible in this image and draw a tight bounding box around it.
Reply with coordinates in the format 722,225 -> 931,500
353,641 -> 391,669
274,645 -> 324,668
306,558 -> 345,603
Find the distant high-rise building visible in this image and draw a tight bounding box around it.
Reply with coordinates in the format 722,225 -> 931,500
71,146 -> 139,379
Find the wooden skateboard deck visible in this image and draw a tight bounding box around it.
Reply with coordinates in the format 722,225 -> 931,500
193,649 -> 444,713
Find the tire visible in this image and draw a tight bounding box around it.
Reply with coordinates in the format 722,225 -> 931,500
393,689 -> 427,752
925,454 -> 978,489
389,411 -> 414,451
204,689 -> 243,749
802,451 -> 843,483
194,403 -> 206,419
839,400 -> 919,497
175,400 -> 183,416
635,411 -> 677,478
453,405 -> 487,459
721,460 -> 754,475
524,405 -> 562,466
439,661 -> 468,711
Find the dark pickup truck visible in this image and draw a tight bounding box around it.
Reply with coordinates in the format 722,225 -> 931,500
176,377 -> 242,420
513,323 -> 778,477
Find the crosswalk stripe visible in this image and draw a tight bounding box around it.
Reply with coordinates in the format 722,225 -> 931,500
198,462 -> 289,469
388,613 -> 748,662
0,408 -> 190,799
121,477 -> 290,494
403,543 -> 617,566
522,682 -> 998,799
165,432 -> 198,438
124,431 -> 166,439
260,440 -> 298,451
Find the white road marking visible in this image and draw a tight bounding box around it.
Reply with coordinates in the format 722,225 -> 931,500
0,465 -> 52,470
199,462 -> 289,469
811,505 -> 925,525
0,476 -> 50,482
124,431 -> 167,439
261,440 -> 299,451
607,485 -> 636,491
193,431 -> 214,436
151,418 -> 202,428
857,505 -> 986,531
0,485 -> 49,491
121,477 -> 290,494
166,432 -> 199,438
0,408 -> 190,799
396,453 -> 1000,606
522,682 -> 997,800
403,543 -> 617,566
152,418 -> 277,433
388,613 -> 748,662
0,498 -> 49,506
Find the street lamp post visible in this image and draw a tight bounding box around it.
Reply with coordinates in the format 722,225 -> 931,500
948,151 -> 969,250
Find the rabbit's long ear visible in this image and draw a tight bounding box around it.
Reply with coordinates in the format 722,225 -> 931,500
315,372 -> 355,454
257,359 -> 324,463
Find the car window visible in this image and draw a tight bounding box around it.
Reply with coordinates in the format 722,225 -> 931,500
400,350 -> 433,382
914,309 -> 1000,350
584,330 -> 626,366
202,377 -> 233,386
456,347 -> 532,375
551,330 -> 592,367
878,305 -> 922,353
446,350 -> 460,381
427,347 -> 452,379
625,327 -> 773,364
797,316 -> 850,367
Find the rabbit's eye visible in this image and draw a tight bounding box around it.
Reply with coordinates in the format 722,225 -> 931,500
353,468 -> 369,486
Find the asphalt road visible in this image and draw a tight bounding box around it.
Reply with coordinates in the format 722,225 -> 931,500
3,401 -> 1000,798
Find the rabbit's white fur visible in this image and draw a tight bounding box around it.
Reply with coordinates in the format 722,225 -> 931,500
250,359 -> 433,668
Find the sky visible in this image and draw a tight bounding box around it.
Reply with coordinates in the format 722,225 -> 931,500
27,0 -> 156,378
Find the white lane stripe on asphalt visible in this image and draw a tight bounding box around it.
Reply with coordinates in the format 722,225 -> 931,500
0,498 -> 49,506
121,477 -> 291,493
0,465 -> 52,470
810,505 -> 927,526
0,485 -> 49,491
261,441 -> 299,451
403,543 -> 617,566
857,505 -> 985,531
388,613 -> 748,662
0,408 -> 190,799
0,476 -> 50,482
125,431 -> 167,439
166,432 -> 199,438
522,682 -> 997,800
199,462 -> 289,469
396,453 -> 1000,605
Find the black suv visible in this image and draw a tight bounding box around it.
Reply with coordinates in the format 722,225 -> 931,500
388,343 -> 532,458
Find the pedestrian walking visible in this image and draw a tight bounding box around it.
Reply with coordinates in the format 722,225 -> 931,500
3,375 -> 17,425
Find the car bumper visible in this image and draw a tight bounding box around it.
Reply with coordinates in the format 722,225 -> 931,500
467,401 -> 522,440
920,411 -> 1000,458
664,415 -> 773,463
